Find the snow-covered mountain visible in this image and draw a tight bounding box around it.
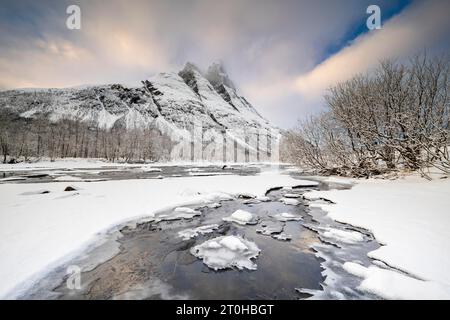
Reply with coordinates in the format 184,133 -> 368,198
0,62 -> 279,161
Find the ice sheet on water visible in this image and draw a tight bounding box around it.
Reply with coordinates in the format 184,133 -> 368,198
280,198 -> 300,206
155,207 -> 201,222
191,235 -> 260,270
256,220 -> 284,235
53,175 -> 83,182
0,176 -> 27,182
178,224 -> 219,240
141,167 -> 162,172
206,202 -> 221,208
272,212 -> 303,222
321,227 -> 364,244
222,209 -> 258,225
243,199 -> 261,205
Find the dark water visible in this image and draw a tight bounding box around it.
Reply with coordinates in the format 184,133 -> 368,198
0,164 -> 261,184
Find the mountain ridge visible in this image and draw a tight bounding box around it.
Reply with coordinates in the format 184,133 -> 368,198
0,62 -> 279,161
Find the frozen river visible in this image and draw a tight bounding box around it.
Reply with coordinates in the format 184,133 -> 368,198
5,164 -> 380,300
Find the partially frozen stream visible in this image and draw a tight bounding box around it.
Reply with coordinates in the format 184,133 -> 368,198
17,166 -> 381,300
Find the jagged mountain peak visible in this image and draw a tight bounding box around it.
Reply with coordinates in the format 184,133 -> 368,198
205,61 -> 236,90
179,62 -> 202,75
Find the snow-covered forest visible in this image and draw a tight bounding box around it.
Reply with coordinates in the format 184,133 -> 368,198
282,55 -> 450,178
0,113 -> 174,163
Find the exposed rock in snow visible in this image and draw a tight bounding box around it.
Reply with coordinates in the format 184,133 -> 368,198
272,212 -> 303,222
190,235 -> 260,270
280,198 -> 300,206
178,224 -> 219,240
222,209 -> 258,225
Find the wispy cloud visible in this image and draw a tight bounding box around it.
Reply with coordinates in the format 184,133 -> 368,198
294,0 -> 450,100
0,0 -> 447,128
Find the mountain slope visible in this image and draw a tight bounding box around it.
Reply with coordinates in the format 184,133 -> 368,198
0,62 -> 279,161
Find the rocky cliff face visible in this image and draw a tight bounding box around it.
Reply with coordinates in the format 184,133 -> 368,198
0,62 -> 279,161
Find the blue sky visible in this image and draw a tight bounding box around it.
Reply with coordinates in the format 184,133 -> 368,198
0,0 -> 448,128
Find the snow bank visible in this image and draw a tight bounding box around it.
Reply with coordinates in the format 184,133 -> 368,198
190,236 -> 260,270
305,174 -> 450,299
223,209 -> 258,225
343,262 -> 450,300
0,170 -> 309,298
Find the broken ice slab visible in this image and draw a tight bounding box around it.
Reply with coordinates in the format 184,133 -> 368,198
190,235 -> 260,271
222,209 -> 259,225
155,207 -> 201,222
178,224 -> 219,240
272,233 -> 292,241
272,212 -> 303,222
279,198 -> 300,206
256,220 -> 284,235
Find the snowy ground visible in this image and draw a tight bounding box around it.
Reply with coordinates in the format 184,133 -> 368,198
305,173 -> 450,299
0,165 -> 313,299
1,159 -> 449,300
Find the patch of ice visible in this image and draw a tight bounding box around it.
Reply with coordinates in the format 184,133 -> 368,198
280,198 -> 300,206
0,176 -> 27,182
188,172 -> 232,176
283,193 -> 301,198
243,199 -> 261,205
256,220 -> 284,235
178,224 -> 219,240
53,175 -> 83,182
206,202 -> 221,208
321,227 -> 364,244
141,167 -> 162,173
191,235 -> 260,270
223,209 -> 258,225
272,233 -> 292,241
155,207 -> 201,222
256,196 -> 270,202
273,212 -> 303,222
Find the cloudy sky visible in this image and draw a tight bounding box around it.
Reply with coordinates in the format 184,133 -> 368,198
0,0 -> 449,128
